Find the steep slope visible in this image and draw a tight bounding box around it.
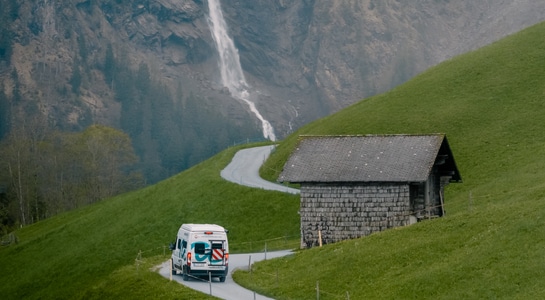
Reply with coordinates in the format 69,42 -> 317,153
223,0 -> 545,130
244,20 -> 545,298
1,1 -> 544,171
0,0 -> 264,184
0,144 -> 300,299
2,19 -> 545,299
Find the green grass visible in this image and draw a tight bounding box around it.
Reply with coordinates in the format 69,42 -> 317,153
0,143 -> 299,299
84,256 -> 218,299
243,21 -> 545,298
2,20 -> 545,300
235,197 -> 545,299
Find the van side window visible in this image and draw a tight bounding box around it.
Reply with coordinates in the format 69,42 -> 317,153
194,242 -> 206,254
182,240 -> 187,250
177,239 -> 181,250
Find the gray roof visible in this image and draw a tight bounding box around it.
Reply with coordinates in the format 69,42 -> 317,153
278,134 -> 461,183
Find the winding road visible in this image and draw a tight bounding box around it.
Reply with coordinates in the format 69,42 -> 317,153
158,145 -> 299,299
220,145 -> 299,194
158,250 -> 292,299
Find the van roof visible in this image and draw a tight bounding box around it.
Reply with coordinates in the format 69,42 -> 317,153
181,223 -> 227,232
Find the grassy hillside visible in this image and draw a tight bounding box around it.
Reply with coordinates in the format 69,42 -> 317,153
0,143 -> 300,299
237,21 -> 545,298
2,19 -> 545,300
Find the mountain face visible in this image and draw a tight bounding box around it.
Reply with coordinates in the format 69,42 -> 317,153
224,0 -> 545,127
1,0 -> 544,181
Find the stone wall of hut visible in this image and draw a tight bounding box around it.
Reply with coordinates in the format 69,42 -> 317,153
299,182 -> 411,248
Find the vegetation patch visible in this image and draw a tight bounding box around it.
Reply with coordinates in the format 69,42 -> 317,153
2,19 -> 545,300
0,143 -> 299,299
246,21 -> 545,299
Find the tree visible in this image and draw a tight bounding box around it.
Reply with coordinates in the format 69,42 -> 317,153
70,59 -> 82,94
136,62 -> 151,93
0,123 -> 143,228
0,115 -> 49,225
0,85 -> 10,139
11,69 -> 21,103
77,125 -> 142,202
0,0 -> 17,63
103,44 -> 115,89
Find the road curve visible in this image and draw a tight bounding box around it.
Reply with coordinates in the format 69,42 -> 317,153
158,250 -> 292,299
157,146 -> 297,299
220,145 -> 299,194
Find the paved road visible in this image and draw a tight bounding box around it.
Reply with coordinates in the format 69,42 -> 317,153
157,146 -> 298,299
220,145 -> 299,194
158,250 -> 292,299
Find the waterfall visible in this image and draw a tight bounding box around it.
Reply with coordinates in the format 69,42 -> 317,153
206,0 -> 276,141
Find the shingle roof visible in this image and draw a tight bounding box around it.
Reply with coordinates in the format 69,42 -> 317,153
278,134 -> 461,183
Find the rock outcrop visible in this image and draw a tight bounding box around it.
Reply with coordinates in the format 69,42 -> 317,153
1,0 -> 545,179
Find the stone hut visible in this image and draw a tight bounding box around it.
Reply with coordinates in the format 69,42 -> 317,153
278,134 -> 462,248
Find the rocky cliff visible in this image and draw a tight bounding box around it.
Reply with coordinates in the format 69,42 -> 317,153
1,0 -> 544,180
224,0 -> 545,134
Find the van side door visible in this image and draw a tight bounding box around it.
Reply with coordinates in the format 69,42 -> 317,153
172,238 -> 181,268
173,239 -> 187,267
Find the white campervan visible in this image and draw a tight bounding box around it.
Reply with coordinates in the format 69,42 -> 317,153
170,224 -> 229,282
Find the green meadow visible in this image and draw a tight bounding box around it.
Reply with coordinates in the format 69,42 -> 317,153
2,20 -> 545,299
0,143 -> 299,299
240,21 -> 545,299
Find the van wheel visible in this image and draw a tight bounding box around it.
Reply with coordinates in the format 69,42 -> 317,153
182,266 -> 189,281
219,276 -> 226,282
171,261 -> 176,275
